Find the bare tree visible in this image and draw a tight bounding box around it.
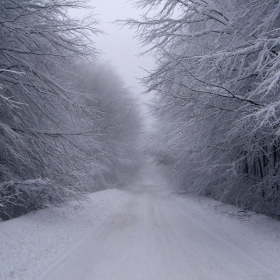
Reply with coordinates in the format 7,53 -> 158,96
72,62 -> 144,190
0,0 -> 101,220
128,0 -> 280,217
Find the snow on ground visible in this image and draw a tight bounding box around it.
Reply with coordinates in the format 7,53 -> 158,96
171,193 -> 280,277
0,188 -> 134,280
1,169 -> 280,280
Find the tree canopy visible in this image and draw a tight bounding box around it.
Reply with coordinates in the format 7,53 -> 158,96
128,0 -> 280,218
0,0 -> 143,220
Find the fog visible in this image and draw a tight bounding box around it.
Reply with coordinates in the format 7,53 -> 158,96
71,0 -> 155,111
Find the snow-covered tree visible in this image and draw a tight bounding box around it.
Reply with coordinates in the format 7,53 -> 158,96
0,0 -> 101,220
72,62 -> 144,189
129,0 -> 280,217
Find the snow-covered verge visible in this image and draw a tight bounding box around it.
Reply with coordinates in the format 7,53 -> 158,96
0,188 -> 134,280
172,192 -> 280,276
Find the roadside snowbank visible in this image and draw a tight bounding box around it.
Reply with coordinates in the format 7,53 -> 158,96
173,193 -> 280,276
0,188 -> 133,280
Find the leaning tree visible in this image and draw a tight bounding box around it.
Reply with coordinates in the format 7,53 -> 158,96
0,0 -> 100,220
127,0 -> 280,217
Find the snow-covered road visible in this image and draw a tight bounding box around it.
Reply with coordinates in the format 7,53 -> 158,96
40,184 -> 278,280
1,168 -> 280,280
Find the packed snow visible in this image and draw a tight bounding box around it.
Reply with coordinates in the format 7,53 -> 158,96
1,169 -> 280,280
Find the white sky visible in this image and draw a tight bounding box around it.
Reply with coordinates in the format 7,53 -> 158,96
69,0 -> 157,129
72,0 -> 155,107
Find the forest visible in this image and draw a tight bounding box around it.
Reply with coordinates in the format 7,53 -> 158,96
128,0 -> 280,219
1,0 -> 280,220
0,0 -> 143,220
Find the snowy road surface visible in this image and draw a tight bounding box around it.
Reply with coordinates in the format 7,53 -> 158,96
1,169 -> 280,279
41,186 -> 279,280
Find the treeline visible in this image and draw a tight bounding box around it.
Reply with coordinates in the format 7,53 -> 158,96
128,0 -> 280,218
0,0 -> 143,220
